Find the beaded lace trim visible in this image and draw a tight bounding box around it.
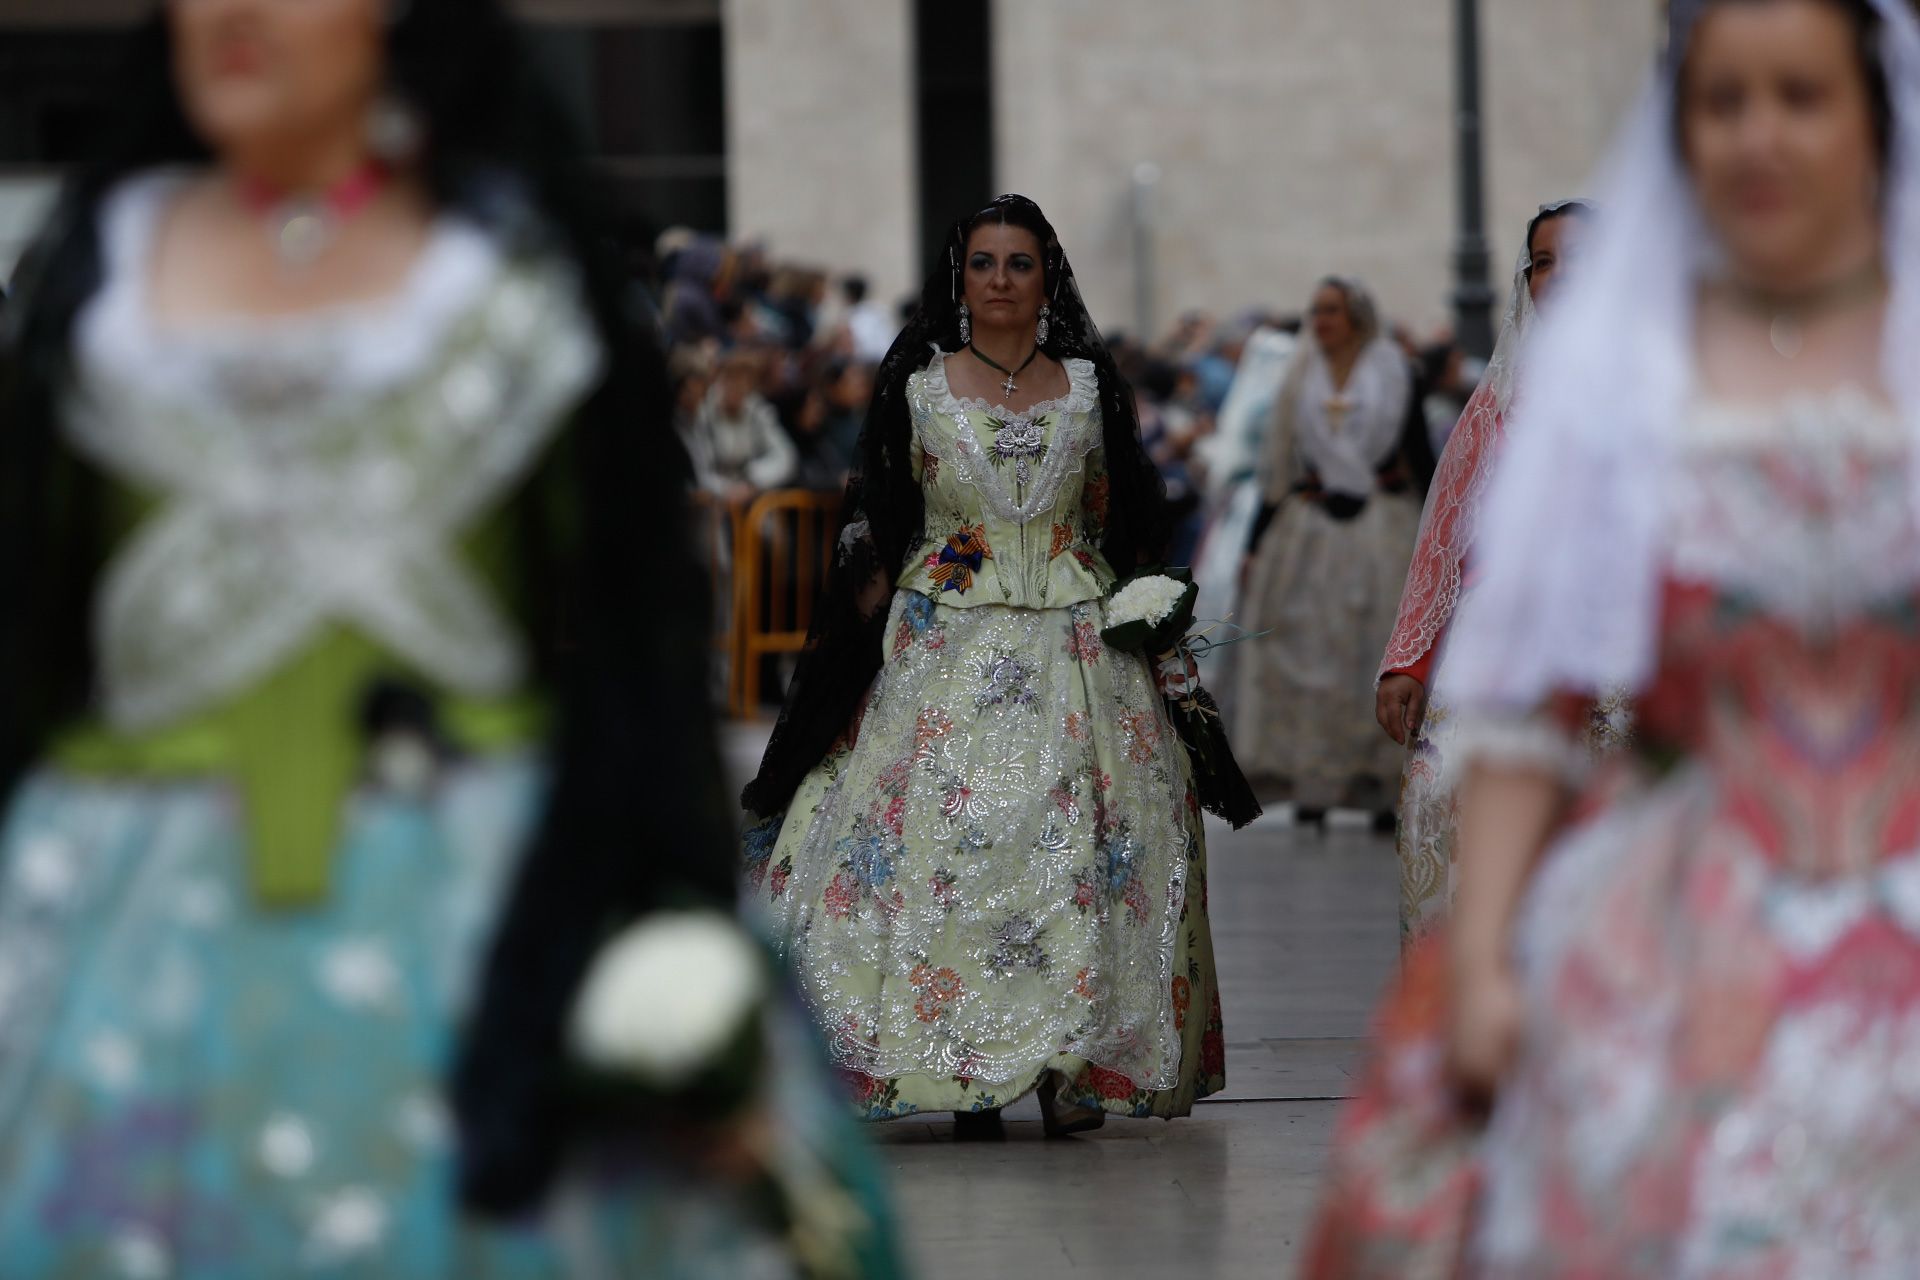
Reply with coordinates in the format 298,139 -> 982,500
1666,390 -> 1920,628
908,346 -> 1102,527
67,178 -> 603,731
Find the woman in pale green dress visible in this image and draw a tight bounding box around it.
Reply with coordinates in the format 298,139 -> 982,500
743,197 -> 1256,1137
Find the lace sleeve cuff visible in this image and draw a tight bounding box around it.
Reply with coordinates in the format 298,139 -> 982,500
1442,712 -> 1591,790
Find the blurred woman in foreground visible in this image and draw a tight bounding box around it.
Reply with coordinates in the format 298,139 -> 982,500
1309,0 -> 1920,1272
0,0 -> 897,1273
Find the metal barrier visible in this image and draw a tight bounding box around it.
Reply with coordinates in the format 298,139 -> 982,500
730,489 -> 842,717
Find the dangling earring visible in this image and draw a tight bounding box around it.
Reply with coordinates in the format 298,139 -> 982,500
1035,303 -> 1051,348
366,92 -> 425,166
958,301 -> 972,346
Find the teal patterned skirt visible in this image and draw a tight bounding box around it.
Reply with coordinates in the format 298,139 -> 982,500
0,759 -> 900,1278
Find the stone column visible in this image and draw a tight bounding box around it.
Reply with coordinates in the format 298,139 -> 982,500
722,0 -> 918,307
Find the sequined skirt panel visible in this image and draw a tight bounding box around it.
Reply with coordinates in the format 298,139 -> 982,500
751,590 -> 1218,1110
0,762 -> 895,1278
1310,767 -> 1920,1277
1471,769 -> 1920,1274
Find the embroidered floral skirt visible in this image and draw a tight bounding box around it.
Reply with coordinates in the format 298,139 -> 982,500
1310,766 -> 1920,1277
750,589 -> 1225,1120
1236,495 -> 1420,811
1395,691 -> 1466,946
1394,680 -> 1633,944
0,760 -> 900,1278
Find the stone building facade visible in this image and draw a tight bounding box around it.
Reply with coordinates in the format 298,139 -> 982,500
0,0 -> 1656,333
996,0 -> 1654,333
724,0 -> 1653,331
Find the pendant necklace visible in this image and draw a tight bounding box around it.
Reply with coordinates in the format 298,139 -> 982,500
1723,259 -> 1886,361
236,160 -> 389,271
968,343 -> 1041,398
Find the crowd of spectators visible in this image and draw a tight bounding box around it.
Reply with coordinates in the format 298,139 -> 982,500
651,225 -> 1480,519
647,226 -> 1483,650
655,229 -> 901,507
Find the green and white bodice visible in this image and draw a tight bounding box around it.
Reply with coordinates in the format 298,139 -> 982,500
54,171 -> 602,902
899,349 -> 1115,609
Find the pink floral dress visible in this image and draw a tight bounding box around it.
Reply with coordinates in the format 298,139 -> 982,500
1309,392 -> 1920,1276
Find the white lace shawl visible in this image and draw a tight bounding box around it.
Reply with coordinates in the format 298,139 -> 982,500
1264,336 -> 1411,501
1196,326 -> 1298,492
66,172 -> 605,731
1442,0 -> 1920,713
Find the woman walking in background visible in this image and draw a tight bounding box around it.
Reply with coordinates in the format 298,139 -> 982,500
1237,277 -> 1418,827
743,195 -> 1256,1139
1374,200 -> 1630,943
1309,0 -> 1920,1271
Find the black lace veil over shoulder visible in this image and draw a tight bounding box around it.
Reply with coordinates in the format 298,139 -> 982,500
0,0 -> 741,1215
741,195 -> 1170,819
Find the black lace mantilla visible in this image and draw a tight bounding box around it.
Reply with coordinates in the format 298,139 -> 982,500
743,196 -> 1257,829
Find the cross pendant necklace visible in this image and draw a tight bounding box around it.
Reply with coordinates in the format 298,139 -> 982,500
967,343 -> 1041,398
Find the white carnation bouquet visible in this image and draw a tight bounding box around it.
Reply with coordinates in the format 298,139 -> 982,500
1100,567 -> 1200,657
569,910 -> 871,1278
1101,566 -> 1264,828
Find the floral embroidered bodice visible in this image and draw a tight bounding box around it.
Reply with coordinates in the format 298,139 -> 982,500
1635,391 -> 1920,883
67,173 -> 602,733
899,350 -> 1114,608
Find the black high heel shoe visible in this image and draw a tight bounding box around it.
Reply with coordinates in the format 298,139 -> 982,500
951,1109 -> 1005,1141
1036,1072 -> 1106,1138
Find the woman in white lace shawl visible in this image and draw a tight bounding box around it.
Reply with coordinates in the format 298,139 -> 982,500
1234,277 -> 1417,824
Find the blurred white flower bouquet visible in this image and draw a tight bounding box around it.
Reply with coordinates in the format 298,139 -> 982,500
570,910 -> 870,1279
572,910 -> 768,1105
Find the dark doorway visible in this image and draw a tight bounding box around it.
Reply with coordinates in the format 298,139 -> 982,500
525,22 -> 729,244
914,0 -> 994,279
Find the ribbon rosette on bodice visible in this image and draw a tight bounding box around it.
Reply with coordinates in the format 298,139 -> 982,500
928,525 -> 992,595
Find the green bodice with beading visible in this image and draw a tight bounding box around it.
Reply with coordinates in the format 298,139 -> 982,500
897,351 -> 1115,609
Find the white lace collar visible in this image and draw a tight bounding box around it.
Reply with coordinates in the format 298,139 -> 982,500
78,169 -> 504,415
908,345 -> 1104,527
919,344 -> 1099,421
1683,385 -> 1905,449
